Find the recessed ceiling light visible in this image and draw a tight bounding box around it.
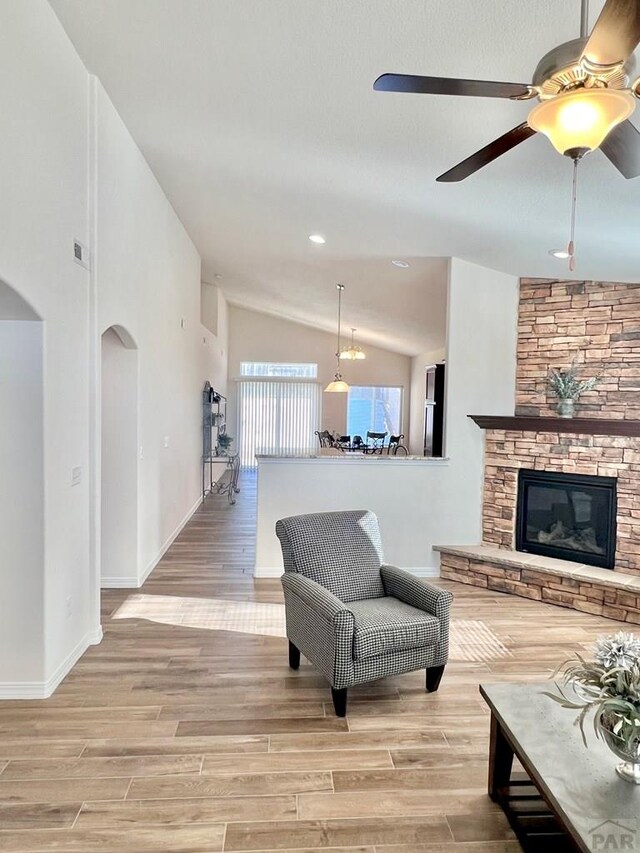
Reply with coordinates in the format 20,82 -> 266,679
309,234 -> 326,244
549,249 -> 570,259
392,259 -> 410,268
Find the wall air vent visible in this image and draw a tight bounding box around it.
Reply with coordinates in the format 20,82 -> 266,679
73,239 -> 90,270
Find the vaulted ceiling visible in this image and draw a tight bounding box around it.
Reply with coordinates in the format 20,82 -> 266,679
51,0 -> 637,356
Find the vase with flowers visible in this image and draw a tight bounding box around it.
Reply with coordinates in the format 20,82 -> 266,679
547,358 -> 599,418
546,632 -> 640,783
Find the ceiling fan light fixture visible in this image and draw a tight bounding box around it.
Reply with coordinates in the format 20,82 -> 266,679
549,249 -> 571,259
528,88 -> 635,155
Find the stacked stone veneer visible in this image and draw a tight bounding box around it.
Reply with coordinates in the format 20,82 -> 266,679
482,429 -> 640,576
517,279 -> 640,419
441,277 -> 640,622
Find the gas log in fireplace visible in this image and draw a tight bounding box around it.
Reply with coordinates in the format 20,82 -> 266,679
515,469 -> 617,570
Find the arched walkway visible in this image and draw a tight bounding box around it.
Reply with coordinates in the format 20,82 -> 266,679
0,279 -> 44,683
101,325 -> 139,586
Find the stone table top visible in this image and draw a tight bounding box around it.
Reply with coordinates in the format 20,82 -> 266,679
480,682 -> 640,853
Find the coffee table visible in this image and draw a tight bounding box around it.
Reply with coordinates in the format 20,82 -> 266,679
480,683 -> 640,853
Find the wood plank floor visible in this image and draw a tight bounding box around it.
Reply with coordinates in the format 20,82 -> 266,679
0,471 -> 627,852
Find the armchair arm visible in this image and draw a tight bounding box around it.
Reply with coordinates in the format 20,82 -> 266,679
281,573 -> 352,624
280,572 -> 355,688
380,564 -> 453,623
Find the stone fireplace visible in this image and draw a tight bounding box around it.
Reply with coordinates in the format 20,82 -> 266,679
437,278 -> 640,624
515,469 -> 617,570
481,427 -> 640,575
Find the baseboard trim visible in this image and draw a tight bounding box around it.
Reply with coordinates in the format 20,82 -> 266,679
0,626 -> 103,700
409,567 -> 440,578
139,494 -> 202,585
253,566 -> 440,579
101,495 -> 202,590
100,576 -> 140,589
253,567 -> 284,578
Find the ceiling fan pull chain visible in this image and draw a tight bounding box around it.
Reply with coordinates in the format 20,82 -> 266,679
567,157 -> 579,272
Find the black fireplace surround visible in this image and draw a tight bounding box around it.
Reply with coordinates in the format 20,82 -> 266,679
515,469 -> 617,570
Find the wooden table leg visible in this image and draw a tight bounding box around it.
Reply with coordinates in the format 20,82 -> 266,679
488,712 -> 514,801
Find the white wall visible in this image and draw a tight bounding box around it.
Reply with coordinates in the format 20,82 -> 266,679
227,305 -> 412,442
254,258 -> 519,575
95,81 -> 226,587
0,1 -> 226,696
101,328 -> 138,586
408,347 -> 446,455
444,257 -> 519,473
205,285 -> 228,400
256,457 -> 449,575
201,282 -> 219,336
0,1 -> 94,696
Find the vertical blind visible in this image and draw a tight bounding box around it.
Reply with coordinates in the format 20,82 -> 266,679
237,380 -> 322,468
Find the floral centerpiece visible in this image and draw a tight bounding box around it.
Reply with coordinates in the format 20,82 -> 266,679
547,358 -> 599,418
546,632 -> 640,783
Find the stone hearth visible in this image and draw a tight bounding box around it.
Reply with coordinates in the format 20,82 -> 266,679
437,544 -> 640,624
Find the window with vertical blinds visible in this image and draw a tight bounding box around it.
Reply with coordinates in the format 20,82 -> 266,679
237,379 -> 321,467
347,386 -> 402,436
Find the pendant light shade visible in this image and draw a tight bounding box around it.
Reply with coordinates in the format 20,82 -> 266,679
325,283 -> 349,393
340,328 -> 366,360
528,89 -> 635,156
324,378 -> 350,393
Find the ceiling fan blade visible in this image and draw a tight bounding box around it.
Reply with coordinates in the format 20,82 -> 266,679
373,73 -> 532,99
601,119 -> 640,177
581,0 -> 640,68
436,123 -> 537,182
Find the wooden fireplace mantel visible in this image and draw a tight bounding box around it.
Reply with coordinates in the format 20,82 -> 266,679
468,414 -> 640,438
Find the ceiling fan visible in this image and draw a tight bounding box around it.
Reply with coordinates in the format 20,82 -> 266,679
374,0 -> 640,182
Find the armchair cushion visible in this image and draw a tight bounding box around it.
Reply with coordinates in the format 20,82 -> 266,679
276,510 -> 385,602
347,597 -> 440,661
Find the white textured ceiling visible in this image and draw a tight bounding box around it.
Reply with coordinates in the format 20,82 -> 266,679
50,0 -> 637,356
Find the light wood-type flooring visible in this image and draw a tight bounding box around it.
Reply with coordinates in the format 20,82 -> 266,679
0,472 -> 627,852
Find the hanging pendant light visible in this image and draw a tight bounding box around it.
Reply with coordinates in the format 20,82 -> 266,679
325,284 -> 349,392
340,328 -> 366,361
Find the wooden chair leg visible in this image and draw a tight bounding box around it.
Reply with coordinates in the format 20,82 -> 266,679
288,640 -> 300,670
331,687 -> 348,717
426,664 -> 445,692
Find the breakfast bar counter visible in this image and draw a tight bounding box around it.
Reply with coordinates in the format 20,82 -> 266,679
254,452 -> 466,578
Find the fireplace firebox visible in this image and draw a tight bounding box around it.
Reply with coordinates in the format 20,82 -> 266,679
515,469 -> 617,570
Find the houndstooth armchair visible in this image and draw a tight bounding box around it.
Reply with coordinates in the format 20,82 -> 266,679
276,509 -> 453,716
